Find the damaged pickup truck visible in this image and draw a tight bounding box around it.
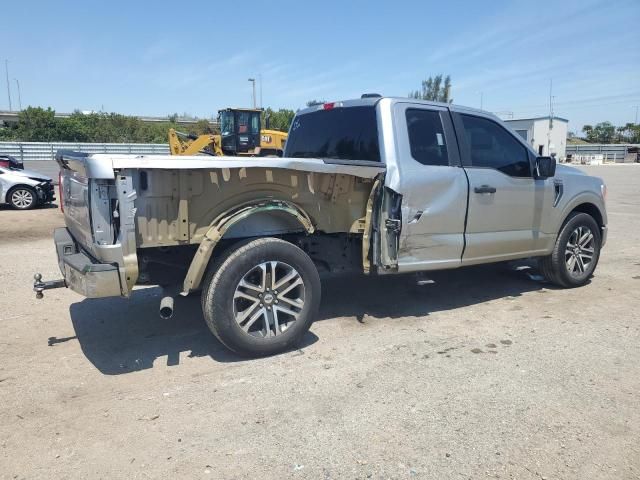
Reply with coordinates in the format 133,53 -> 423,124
35,96 -> 607,356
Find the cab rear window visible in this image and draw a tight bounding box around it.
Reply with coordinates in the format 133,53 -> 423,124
284,106 -> 380,162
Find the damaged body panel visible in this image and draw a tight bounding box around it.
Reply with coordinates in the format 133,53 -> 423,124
52,150 -> 385,298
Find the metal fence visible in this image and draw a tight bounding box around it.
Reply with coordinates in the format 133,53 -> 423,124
0,141 -> 169,161
566,144 -> 640,163
0,141 -> 170,179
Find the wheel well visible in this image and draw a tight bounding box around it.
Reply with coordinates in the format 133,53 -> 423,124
569,203 -> 603,230
7,184 -> 35,194
181,200 -> 314,294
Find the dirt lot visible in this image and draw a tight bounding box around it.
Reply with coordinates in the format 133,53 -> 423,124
1,165 -> 638,479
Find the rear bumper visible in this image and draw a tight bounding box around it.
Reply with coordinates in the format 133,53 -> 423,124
54,227 -> 122,298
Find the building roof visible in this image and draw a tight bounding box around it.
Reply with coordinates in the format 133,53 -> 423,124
505,116 -> 569,123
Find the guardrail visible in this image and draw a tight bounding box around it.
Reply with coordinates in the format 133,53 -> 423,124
566,144 -> 640,163
0,141 -> 170,162
0,141 -> 171,179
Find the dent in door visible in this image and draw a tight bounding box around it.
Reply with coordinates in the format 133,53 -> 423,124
397,168 -> 468,271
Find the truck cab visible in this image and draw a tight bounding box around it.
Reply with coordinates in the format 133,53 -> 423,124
285,97 -> 607,274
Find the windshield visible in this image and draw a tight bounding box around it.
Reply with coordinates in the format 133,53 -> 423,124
220,111 -> 235,136
284,106 -> 380,162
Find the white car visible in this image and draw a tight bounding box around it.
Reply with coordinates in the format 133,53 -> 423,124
0,166 -> 55,209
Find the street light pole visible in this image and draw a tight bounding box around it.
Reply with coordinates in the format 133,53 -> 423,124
4,59 -> 12,112
14,78 -> 22,111
248,78 -> 256,109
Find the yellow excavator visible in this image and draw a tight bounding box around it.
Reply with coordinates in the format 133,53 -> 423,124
168,107 -> 288,157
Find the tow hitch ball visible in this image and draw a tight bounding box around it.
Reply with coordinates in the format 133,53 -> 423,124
33,273 -> 66,299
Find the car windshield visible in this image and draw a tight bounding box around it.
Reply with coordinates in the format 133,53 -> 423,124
284,106 -> 381,162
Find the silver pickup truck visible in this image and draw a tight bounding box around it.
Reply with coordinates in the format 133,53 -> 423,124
35,96 -> 607,356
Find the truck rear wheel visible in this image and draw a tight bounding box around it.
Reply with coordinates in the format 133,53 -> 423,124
201,237 -> 321,357
539,212 -> 601,288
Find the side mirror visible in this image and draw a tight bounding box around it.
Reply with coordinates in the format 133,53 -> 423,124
535,156 -> 556,179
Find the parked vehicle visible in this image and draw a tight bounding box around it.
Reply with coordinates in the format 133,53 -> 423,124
0,154 -> 24,170
34,96 -> 607,356
0,166 -> 55,209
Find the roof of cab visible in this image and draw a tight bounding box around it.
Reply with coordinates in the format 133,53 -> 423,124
295,96 -> 501,123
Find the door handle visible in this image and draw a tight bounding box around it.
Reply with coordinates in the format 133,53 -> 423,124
474,185 -> 497,194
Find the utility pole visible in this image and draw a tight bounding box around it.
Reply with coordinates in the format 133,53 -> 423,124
549,79 -> 554,123
248,78 -> 256,109
259,73 -> 263,109
4,60 -> 12,112
634,105 -> 639,124
14,78 -> 22,110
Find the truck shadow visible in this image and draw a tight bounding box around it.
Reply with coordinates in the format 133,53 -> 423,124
318,262 -> 547,321
66,262 -> 548,375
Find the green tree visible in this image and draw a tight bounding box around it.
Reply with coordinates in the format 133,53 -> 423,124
618,122 -> 640,143
409,74 -> 452,103
14,107 -> 59,141
582,125 -> 594,142
306,100 -> 326,107
593,122 -> 616,143
262,108 -> 295,132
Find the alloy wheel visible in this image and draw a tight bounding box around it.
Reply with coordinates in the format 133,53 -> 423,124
11,189 -> 34,209
565,225 -> 595,277
233,261 -> 305,338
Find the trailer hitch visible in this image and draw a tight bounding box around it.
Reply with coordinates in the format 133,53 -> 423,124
33,273 -> 66,299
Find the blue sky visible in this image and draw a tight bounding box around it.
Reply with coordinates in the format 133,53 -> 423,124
3,0 -> 639,132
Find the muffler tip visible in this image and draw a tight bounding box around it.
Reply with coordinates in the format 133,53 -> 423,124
159,296 -> 174,319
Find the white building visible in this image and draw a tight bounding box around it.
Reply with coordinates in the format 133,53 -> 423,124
504,116 -> 568,160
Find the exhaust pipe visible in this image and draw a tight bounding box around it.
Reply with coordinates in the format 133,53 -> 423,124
159,295 -> 174,319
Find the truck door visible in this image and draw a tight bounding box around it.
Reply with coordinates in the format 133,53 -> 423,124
381,103 -> 468,272
452,112 -> 552,264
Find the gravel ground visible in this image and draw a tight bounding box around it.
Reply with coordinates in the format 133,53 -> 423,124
0,165 -> 638,480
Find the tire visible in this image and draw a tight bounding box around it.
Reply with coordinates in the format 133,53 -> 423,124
201,237 -> 321,357
8,186 -> 37,210
539,212 -> 601,288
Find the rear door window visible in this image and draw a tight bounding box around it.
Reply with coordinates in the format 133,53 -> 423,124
406,109 -> 449,166
285,106 -> 380,162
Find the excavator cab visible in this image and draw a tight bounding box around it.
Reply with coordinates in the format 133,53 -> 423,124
219,108 -> 262,155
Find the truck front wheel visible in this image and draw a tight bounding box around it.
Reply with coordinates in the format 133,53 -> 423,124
201,238 -> 321,357
539,212 -> 601,288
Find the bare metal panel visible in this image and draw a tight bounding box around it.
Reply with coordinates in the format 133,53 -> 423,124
134,166 -> 378,248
